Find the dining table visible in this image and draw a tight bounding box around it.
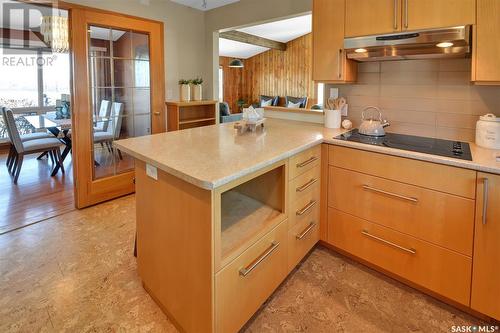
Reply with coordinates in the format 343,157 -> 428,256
24,113 -> 72,177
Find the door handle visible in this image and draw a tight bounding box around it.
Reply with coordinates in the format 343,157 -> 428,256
362,230 -> 416,254
393,0 -> 398,30
404,0 -> 409,28
296,222 -> 316,240
362,185 -> 418,203
296,178 -> 318,192
296,200 -> 317,216
482,178 -> 489,225
154,112 -> 161,116
239,241 -> 280,277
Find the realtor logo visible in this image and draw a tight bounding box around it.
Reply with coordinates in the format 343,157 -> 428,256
0,1 -> 59,54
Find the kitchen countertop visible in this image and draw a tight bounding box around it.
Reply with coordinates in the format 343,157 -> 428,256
114,118 -> 500,190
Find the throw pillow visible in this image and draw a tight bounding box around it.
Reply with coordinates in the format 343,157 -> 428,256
261,99 -> 273,107
287,101 -> 301,108
219,102 -> 230,116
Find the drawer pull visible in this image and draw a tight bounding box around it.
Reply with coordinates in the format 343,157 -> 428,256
296,200 -> 317,216
239,241 -> 280,277
482,178 -> 489,225
296,178 -> 318,192
296,156 -> 319,168
362,185 -> 418,203
362,230 -> 416,255
296,222 -> 316,240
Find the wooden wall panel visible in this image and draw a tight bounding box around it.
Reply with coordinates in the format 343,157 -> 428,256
219,33 -> 316,111
219,56 -> 244,113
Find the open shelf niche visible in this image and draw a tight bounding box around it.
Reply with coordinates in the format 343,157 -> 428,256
217,163 -> 287,268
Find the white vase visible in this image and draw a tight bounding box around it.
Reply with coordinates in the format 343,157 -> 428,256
180,84 -> 191,102
192,85 -> 202,101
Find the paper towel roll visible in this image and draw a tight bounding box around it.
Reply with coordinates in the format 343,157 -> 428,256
325,109 -> 341,129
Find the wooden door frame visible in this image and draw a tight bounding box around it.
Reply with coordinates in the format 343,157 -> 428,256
68,5 -> 165,208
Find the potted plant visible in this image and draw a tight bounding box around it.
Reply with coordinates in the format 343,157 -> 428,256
191,77 -> 203,101
237,98 -> 246,112
179,79 -> 191,102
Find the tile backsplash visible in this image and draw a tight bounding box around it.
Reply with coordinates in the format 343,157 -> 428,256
328,59 -> 500,142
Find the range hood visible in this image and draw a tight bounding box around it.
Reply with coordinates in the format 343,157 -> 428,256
344,25 -> 471,62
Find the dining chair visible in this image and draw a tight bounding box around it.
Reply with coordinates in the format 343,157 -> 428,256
93,102 -> 124,159
2,108 -> 65,184
94,100 -> 112,132
1,109 -> 53,168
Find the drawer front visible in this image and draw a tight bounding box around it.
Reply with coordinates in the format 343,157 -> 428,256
327,208 -> 472,305
288,217 -> 319,272
215,220 -> 288,333
289,165 -> 320,205
289,145 -> 321,180
328,145 -> 477,199
289,183 -> 320,230
329,167 -> 475,256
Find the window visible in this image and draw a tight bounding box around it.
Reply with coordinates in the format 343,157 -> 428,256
218,66 -> 224,102
0,49 -> 70,110
316,83 -> 325,107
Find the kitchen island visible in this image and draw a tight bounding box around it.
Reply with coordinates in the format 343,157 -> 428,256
115,119 -> 500,332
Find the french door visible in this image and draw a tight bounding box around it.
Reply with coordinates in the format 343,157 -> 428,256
71,8 -> 165,208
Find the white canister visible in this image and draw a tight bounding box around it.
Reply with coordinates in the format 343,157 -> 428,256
476,113 -> 500,149
325,109 -> 342,129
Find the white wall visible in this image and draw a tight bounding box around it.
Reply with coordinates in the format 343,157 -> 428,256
66,0 -> 206,100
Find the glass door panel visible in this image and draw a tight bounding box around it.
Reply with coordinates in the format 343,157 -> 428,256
71,7 -> 165,208
88,25 -> 152,180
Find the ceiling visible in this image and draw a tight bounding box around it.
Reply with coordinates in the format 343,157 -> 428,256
219,14 -> 312,59
170,0 -> 240,11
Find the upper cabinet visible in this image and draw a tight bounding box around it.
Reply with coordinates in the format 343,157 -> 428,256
313,0 -> 357,83
345,0 -> 475,38
404,0 -> 475,31
473,0 -> 500,84
345,0 -> 401,37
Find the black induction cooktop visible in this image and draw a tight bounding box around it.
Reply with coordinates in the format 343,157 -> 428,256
334,129 -> 473,161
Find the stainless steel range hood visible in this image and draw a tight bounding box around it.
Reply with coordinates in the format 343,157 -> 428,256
344,26 -> 471,62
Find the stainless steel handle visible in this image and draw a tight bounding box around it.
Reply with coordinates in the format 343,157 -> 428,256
239,241 -> 280,277
296,156 -> 318,168
404,0 -> 408,28
296,200 -> 317,216
338,49 -> 343,79
362,230 -> 416,254
393,0 -> 398,29
362,185 -> 418,203
296,178 -> 318,192
296,222 -> 316,240
482,178 -> 489,225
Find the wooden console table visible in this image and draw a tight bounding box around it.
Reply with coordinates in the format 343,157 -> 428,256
166,100 -> 217,131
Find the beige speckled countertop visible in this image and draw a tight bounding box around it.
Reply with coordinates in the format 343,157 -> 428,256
114,118 -> 500,190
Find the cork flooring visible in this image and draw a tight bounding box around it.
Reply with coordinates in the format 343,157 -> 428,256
0,195 -> 483,332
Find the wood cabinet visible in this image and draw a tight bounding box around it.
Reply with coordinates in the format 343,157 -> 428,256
473,0 -> 500,84
325,146 -> 476,306
166,100 -> 217,131
312,0 -> 357,82
328,208 -> 472,305
136,146 -> 323,332
404,0 -> 475,31
471,173 -> 500,320
345,0 -> 475,37
345,0 -> 401,37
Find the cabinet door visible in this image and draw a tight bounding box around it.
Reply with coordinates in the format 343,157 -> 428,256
404,0 -> 475,31
471,173 -> 500,320
474,0 -> 500,83
313,0 -> 356,82
345,0 -> 401,37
